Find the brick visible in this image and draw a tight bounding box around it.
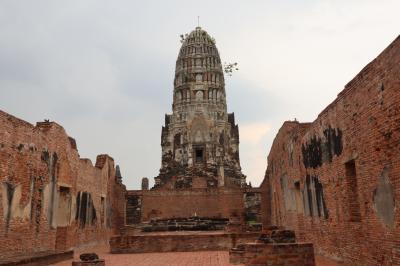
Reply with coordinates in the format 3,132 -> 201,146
261,35 -> 400,265
0,112 -> 126,261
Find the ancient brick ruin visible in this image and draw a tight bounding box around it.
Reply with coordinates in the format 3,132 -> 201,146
110,27 -> 310,266
157,26 -> 246,189
1,25 -> 400,266
261,35 -> 400,265
0,111 -> 125,264
123,27 -> 262,225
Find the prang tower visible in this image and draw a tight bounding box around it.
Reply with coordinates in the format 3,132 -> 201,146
155,27 -> 246,189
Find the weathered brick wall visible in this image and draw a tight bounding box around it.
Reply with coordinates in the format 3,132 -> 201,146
244,188 -> 262,223
230,242 -> 315,266
110,232 -> 260,253
110,176 -> 126,234
0,111 -> 126,260
140,188 -> 245,221
125,190 -> 142,225
125,188 -> 260,226
263,35 -> 400,265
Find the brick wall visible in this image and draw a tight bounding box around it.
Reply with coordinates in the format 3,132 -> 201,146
262,35 -> 400,265
125,190 -> 142,225
230,243 -> 315,266
0,111 -> 126,260
110,232 -> 260,253
139,188 -> 245,221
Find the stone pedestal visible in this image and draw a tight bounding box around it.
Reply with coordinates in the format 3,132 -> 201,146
72,253 -> 105,266
72,259 -> 105,266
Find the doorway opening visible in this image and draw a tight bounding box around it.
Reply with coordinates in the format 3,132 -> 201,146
194,147 -> 205,163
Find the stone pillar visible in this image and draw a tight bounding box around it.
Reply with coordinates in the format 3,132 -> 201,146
218,165 -> 225,187
115,165 -> 123,183
141,177 -> 149,190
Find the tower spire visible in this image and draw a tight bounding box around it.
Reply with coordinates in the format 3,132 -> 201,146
197,16 -> 200,27
156,27 -> 246,189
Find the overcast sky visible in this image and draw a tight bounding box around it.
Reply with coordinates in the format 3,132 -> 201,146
0,1 -> 399,189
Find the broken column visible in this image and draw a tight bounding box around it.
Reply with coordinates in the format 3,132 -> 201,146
141,177 -> 149,190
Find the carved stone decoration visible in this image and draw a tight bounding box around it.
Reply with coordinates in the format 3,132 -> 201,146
156,27 -> 246,189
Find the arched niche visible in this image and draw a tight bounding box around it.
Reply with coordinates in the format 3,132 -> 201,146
196,74 -> 202,82
195,90 -> 204,101
176,91 -> 182,101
